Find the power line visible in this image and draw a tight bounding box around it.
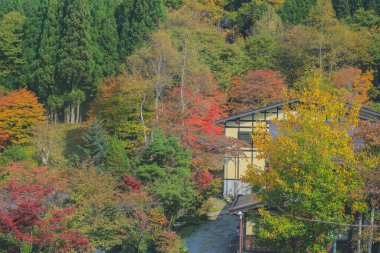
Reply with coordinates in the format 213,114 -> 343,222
276,206 -> 380,228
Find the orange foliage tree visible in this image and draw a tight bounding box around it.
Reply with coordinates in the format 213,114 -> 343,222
0,88 -> 45,148
331,66 -> 373,104
228,70 -> 287,114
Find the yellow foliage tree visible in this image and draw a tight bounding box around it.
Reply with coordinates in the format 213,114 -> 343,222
195,0 -> 225,23
244,75 -> 370,251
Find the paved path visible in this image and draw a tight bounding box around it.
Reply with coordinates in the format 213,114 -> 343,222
184,212 -> 239,253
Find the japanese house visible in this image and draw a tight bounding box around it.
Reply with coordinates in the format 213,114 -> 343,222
217,100 -> 380,253
216,99 -> 380,198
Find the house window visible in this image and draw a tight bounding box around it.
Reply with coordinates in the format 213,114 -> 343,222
238,131 -> 253,145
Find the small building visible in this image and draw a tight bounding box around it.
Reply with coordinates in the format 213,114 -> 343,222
228,194 -> 379,253
216,99 -> 380,198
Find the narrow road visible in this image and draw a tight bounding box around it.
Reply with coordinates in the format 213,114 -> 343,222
184,212 -> 239,253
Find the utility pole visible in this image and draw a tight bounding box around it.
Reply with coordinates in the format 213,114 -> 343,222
368,206 -> 375,253
357,214 -> 362,253
332,230 -> 337,253
238,211 -> 243,253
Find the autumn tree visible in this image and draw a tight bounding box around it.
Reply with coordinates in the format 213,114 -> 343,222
34,122 -> 59,165
66,166 -> 177,252
331,66 -> 374,104
228,70 -> 287,114
168,2 -> 249,91
277,1 -> 371,82
158,84 -> 236,205
281,26 -> 371,82
154,230 -> 181,253
127,30 -> 180,117
90,76 -> 151,151
195,0 -> 225,23
0,163 -> 89,252
66,167 -> 131,250
119,174 -> 142,193
0,88 -> 45,148
159,85 -> 229,174
121,190 -> 180,252
244,76 -> 368,251
194,25 -> 248,91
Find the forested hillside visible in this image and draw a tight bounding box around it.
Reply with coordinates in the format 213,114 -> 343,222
0,0 -> 379,252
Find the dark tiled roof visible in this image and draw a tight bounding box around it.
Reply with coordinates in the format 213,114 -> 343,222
216,99 -> 380,124
229,194 -> 263,214
216,99 -> 299,124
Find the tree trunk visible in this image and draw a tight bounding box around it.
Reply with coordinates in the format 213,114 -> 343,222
54,111 -> 58,124
155,95 -> 159,119
140,94 -> 148,145
180,54 -> 187,115
65,107 -> 70,123
319,33 -> 323,72
357,214 -> 362,253
70,105 -> 75,124
41,149 -> 50,165
76,102 -> 80,123
368,205 -> 375,253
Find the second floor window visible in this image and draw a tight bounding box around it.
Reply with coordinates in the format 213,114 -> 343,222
238,131 -> 253,145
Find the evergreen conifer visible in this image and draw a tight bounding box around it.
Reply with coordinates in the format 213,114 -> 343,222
81,120 -> 108,172
117,0 -> 165,61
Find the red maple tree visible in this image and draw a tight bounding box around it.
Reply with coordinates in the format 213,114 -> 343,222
192,170 -> 214,190
0,163 -> 90,252
159,86 -> 228,172
119,174 -> 142,193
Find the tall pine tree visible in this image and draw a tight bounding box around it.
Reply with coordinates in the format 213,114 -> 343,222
278,0 -> 316,24
80,120 -> 108,173
0,11 -> 26,89
90,0 -> 119,78
332,0 -> 350,18
58,0 -> 95,92
0,0 -> 23,17
349,0 -> 365,14
116,0 -> 166,61
33,0 -> 63,101
58,0 -> 95,123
